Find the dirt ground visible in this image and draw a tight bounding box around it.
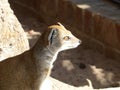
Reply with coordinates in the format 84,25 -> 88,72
10,3 -> 120,89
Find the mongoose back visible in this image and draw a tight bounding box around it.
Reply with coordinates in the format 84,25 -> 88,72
0,23 -> 81,90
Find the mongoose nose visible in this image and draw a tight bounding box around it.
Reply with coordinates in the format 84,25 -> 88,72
79,40 -> 82,44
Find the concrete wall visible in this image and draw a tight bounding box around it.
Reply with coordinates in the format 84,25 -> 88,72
10,0 -> 120,60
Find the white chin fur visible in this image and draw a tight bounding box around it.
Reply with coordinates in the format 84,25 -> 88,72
60,43 -> 79,51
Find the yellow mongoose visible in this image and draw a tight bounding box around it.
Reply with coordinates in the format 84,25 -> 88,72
0,23 -> 81,90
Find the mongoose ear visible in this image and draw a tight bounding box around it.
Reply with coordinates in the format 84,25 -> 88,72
48,28 -> 57,45
57,22 -> 66,30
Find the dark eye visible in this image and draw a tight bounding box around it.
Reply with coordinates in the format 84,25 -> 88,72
63,36 -> 70,41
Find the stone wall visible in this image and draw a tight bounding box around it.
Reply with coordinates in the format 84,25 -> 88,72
10,0 -> 120,60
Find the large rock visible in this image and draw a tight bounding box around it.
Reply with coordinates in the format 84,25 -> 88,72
0,0 -> 29,61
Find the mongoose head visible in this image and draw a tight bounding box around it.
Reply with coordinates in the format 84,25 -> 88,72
41,22 -> 81,53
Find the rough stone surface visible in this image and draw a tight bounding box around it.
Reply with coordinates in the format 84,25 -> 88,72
104,20 -> 118,48
0,0 -> 29,61
84,9 -> 93,35
93,14 -> 105,42
64,1 -> 76,26
57,0 -> 66,23
116,23 -> 120,49
75,6 -> 84,31
46,0 -> 58,18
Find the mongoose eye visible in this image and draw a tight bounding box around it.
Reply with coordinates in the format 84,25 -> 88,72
63,36 -> 70,41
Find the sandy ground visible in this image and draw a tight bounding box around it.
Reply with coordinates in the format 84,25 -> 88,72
10,3 -> 120,89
